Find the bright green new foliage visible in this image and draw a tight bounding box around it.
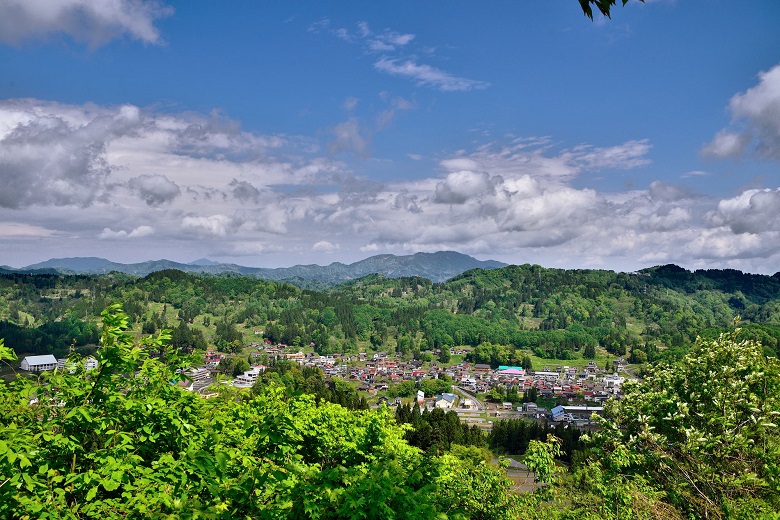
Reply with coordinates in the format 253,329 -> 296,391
0,304 -> 522,519
579,329 -> 780,518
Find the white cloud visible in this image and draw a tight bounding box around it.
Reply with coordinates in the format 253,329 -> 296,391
707,188 -> 780,234
230,180 -> 263,204
329,118 -> 370,156
343,97 -> 359,111
0,100 -> 135,208
499,187 -> 598,233
181,215 -> 234,237
0,0 -> 172,46
648,180 -> 693,202
324,20 -> 485,94
312,240 -> 339,252
99,225 -> 154,240
702,129 -> 750,159
376,96 -> 415,130
0,222 -> 53,237
434,171 -> 498,204
5,97 -> 780,273
567,140 -> 652,170
704,62 -> 780,160
685,229 -> 776,260
439,137 -> 651,182
374,58 -> 491,92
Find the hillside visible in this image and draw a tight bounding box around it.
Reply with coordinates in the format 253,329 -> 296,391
1,262 -> 778,367
1,276 -> 777,519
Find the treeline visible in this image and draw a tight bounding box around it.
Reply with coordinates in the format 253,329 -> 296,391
394,403 -> 484,452
250,360 -> 368,411
488,419 -> 583,463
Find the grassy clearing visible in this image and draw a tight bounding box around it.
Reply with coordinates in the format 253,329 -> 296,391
522,347 -> 616,371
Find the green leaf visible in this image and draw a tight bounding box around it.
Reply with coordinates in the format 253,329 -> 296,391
85,486 -> 98,501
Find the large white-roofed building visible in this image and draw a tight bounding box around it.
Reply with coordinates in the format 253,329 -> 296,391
20,355 -> 58,372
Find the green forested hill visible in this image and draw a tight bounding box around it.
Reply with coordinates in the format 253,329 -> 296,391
0,265 -> 780,365
1,264 -> 779,364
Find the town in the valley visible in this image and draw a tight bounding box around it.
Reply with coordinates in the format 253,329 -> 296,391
21,338 -> 631,431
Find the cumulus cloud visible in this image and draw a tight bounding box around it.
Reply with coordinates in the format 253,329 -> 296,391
99,225 -> 154,239
374,58 -> 491,92
648,180 -> 693,202
230,179 -> 262,204
0,0 -> 173,46
312,240 -> 339,252
181,214 -> 234,237
0,101 -> 142,208
394,191 -> 422,213
640,206 -> 691,231
499,187 -> 599,233
707,188 -> 780,234
704,63 -> 780,160
434,171 -> 498,204
0,99 -> 336,213
128,174 -> 180,206
702,129 -> 750,159
685,229 -> 776,260
6,97 -> 780,273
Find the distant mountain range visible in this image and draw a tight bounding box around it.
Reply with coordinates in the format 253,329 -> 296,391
3,251 -> 507,285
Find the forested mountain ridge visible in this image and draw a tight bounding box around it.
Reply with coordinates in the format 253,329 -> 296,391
1,262 -> 779,366
13,251 -> 507,285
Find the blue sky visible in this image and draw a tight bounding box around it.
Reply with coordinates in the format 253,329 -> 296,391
1,1 -> 780,273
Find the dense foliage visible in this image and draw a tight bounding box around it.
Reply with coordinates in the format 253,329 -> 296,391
0,260 -> 778,518
250,360 -> 369,411
489,420 -> 583,464
394,403 -> 484,453
0,306 -> 536,519
565,329 -> 780,518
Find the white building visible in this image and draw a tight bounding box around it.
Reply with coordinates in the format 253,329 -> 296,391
21,355 -> 58,372
184,367 -> 210,383
84,357 -> 98,370
233,366 -> 265,388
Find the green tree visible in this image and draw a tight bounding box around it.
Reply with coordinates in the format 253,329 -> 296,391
583,343 -> 596,359
577,329 -> 780,518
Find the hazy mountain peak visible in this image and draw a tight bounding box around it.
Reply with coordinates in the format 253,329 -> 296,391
18,251 -> 507,286
188,258 -> 220,266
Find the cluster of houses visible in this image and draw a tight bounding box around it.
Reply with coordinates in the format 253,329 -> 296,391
19,341 -> 631,422
241,343 -> 633,408
186,342 -> 634,408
